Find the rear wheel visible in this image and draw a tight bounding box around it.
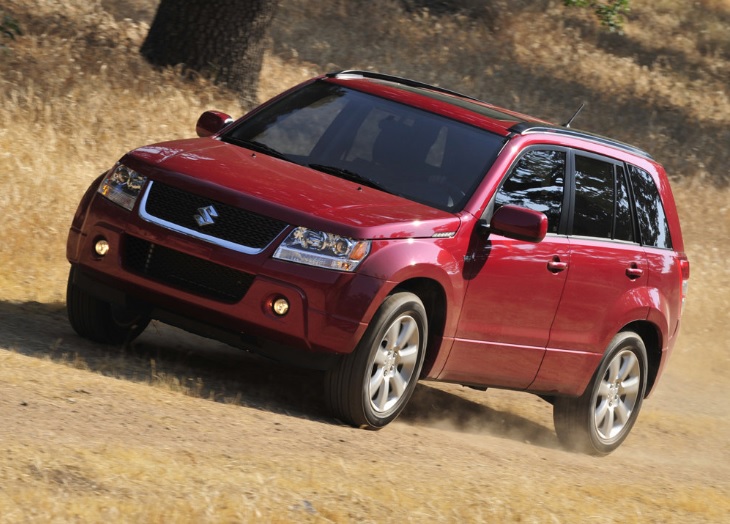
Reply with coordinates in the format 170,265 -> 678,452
553,331 -> 648,455
325,292 -> 427,429
66,268 -> 150,345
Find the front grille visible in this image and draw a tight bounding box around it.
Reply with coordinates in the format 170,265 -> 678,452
123,236 -> 254,303
143,182 -> 288,251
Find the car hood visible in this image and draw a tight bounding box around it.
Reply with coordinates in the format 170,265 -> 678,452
126,138 -> 462,239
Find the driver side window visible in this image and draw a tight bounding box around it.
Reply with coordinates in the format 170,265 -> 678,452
495,149 -> 566,234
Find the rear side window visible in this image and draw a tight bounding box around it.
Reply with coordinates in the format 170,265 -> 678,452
628,165 -> 672,249
614,165 -> 635,242
572,155 -> 637,242
573,155 -> 614,238
495,149 -> 566,234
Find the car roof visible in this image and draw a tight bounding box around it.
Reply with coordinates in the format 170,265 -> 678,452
324,70 -> 652,160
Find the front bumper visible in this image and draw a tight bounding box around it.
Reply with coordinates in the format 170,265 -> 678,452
66,193 -> 387,362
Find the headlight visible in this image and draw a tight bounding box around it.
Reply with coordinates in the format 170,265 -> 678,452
273,227 -> 370,271
97,163 -> 147,211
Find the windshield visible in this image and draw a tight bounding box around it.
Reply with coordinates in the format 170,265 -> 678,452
223,81 -> 506,212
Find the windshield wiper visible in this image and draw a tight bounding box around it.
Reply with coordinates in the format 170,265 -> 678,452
224,136 -> 290,161
308,164 -> 389,192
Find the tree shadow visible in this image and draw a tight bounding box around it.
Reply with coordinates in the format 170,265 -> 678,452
1,300 -> 559,448
0,300 -> 329,423
563,15 -> 730,81
268,0 -> 729,187
101,0 -> 156,24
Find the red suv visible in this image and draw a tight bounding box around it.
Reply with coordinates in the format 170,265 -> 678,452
66,71 -> 689,454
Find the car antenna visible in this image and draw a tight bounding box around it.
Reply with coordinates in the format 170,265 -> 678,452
562,103 -> 585,128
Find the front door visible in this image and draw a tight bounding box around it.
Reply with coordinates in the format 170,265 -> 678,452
441,148 -> 570,388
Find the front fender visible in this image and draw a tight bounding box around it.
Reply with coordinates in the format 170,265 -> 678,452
357,237 -> 466,334
67,173 -> 106,264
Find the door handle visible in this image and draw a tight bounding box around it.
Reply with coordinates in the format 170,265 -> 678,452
626,264 -> 643,279
547,256 -> 568,273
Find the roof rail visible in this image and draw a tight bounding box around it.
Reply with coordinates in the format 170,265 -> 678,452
326,70 -> 481,102
509,123 -> 653,160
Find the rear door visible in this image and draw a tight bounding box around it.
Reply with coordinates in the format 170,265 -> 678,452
545,153 -> 648,356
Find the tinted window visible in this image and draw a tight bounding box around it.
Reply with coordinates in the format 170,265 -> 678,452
614,165 -> 634,242
628,165 -> 672,249
225,81 -> 507,212
495,149 -> 566,234
573,155 -> 614,239
254,92 -> 347,156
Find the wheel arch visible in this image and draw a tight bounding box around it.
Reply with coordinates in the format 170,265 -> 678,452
392,277 -> 448,378
621,320 -> 662,396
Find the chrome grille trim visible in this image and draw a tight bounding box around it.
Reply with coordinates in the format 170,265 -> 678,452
138,181 -> 288,255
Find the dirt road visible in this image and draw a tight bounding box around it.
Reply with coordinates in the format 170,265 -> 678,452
0,300 -> 727,522
1,0 -> 728,520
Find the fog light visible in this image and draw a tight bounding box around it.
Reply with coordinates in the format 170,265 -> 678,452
94,239 -> 110,256
272,297 -> 289,316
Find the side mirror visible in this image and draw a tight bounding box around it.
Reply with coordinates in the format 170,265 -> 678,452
196,110 -> 234,137
488,205 -> 548,243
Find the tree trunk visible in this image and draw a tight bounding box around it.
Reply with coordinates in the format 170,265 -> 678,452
140,0 -> 277,108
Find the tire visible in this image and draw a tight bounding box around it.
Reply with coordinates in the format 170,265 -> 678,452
66,268 -> 150,345
325,292 -> 427,429
553,331 -> 648,455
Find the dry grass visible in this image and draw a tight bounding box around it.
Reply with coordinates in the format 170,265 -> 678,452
0,0 -> 729,521
1,0 -> 728,305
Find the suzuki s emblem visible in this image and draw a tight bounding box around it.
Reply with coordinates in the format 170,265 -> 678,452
194,205 -> 218,227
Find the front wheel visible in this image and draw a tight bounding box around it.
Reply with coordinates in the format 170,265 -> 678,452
66,268 -> 150,345
553,331 -> 648,455
325,292 -> 427,429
